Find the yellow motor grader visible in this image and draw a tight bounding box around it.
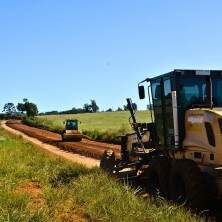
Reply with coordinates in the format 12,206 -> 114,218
100,69 -> 222,209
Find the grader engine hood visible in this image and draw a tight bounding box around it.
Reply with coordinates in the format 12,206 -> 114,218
183,108 -> 222,166
209,108 -> 222,117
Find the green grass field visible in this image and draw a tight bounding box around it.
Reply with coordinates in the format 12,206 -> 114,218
38,111 -> 150,132
25,111 -> 151,143
0,127 -> 204,222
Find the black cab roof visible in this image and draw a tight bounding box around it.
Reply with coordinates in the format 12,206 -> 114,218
150,69 -> 222,82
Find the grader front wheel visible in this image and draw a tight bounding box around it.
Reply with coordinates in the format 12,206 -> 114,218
145,157 -> 170,198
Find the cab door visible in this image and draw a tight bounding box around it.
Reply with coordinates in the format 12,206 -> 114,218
151,77 -> 174,148
151,78 -> 165,146
163,78 -> 174,147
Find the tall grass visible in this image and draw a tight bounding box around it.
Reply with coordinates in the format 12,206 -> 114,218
39,111 -> 150,132
23,117 -> 63,132
24,111 -> 150,143
73,172 -> 207,222
0,127 -> 206,222
0,127 -> 91,221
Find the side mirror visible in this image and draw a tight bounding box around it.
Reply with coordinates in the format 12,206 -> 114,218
138,85 -> 145,99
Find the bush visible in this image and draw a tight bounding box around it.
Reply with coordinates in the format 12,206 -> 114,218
23,117 -> 63,133
82,125 -> 128,144
0,113 -> 23,120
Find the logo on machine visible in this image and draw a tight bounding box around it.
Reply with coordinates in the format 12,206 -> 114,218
195,70 -> 210,76
187,115 -> 204,124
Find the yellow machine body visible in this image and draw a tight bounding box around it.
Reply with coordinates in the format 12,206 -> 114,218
62,119 -> 83,142
62,130 -> 83,141
182,108 -> 222,166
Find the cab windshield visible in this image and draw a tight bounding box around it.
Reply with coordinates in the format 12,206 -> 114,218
212,78 -> 222,106
179,78 -> 207,109
179,76 -> 222,109
66,121 -> 77,130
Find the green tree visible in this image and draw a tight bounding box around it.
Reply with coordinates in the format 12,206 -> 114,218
106,108 -> 113,112
17,103 -> 26,113
3,103 -> 16,114
90,100 -> 99,112
83,103 -> 92,113
24,102 -> 38,117
116,107 -> 123,111
17,99 -> 38,117
23,98 -> 28,103
123,102 -> 137,111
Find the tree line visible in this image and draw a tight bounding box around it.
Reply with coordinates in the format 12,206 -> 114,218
1,98 -> 38,118
40,99 -> 100,115
39,101 -> 138,115
1,98 -> 138,118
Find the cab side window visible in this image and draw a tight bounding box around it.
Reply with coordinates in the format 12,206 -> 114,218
164,79 -> 172,104
152,81 -> 162,107
212,79 -> 222,106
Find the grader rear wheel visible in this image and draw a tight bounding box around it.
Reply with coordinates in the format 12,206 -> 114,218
169,159 -> 209,210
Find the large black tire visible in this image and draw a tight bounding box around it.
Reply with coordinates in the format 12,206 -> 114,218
169,159 -> 209,210
144,156 -> 170,198
100,149 -> 116,173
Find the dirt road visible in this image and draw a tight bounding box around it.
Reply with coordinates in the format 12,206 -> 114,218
2,121 -> 120,166
1,121 -> 104,168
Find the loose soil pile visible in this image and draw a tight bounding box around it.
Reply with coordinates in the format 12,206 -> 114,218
6,120 -> 120,159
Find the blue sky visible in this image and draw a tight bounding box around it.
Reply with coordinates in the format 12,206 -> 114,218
1,0 -> 222,112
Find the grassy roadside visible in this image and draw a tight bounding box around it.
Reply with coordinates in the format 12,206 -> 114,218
0,127 -> 205,222
24,111 -> 150,144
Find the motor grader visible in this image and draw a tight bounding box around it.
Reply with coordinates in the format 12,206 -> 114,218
100,69 -> 222,209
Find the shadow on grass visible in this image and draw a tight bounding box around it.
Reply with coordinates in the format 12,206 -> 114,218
49,166 -> 96,187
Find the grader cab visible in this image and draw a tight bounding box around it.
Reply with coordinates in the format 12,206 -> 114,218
101,69 -> 222,209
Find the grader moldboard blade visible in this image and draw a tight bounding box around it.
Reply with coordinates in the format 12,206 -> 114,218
100,149 -> 141,186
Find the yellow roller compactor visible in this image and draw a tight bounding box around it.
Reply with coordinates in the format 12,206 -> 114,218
100,69 -> 222,209
61,119 -> 83,141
